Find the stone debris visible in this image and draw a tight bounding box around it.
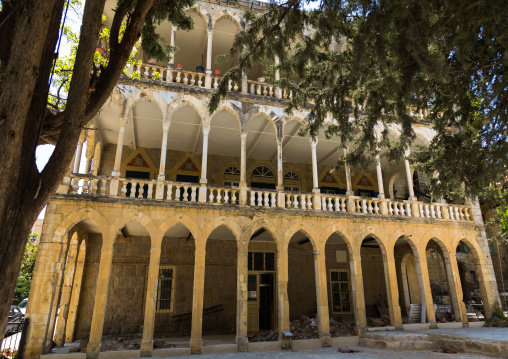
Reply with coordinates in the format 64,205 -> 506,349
249,328 -> 279,342
290,315 -> 319,339
484,318 -> 508,327
329,318 -> 356,337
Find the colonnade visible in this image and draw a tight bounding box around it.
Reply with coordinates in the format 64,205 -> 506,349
25,204 -> 499,359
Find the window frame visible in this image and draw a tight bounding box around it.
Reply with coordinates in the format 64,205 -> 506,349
156,265 -> 176,313
329,269 -> 353,314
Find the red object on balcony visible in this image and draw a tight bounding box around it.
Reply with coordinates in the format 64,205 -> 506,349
148,58 -> 157,65
176,63 -> 183,69
214,70 -> 221,75
95,47 -> 105,56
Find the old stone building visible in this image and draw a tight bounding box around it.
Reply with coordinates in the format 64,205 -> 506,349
24,0 -> 501,358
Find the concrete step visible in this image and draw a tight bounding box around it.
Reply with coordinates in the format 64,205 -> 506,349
359,337 -> 436,351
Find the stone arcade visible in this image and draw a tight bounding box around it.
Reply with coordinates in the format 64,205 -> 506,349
24,1 -> 501,358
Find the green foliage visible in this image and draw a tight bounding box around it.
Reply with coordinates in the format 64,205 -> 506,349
210,0 -> 508,203
153,71 -> 161,81
493,306 -> 507,320
13,234 -> 39,303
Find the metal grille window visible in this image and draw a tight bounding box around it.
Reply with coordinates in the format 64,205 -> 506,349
330,269 -> 352,314
284,171 -> 301,180
156,266 -> 175,312
224,166 -> 241,175
252,165 -> 275,178
248,251 -> 276,271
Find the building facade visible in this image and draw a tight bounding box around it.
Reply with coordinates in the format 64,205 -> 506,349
24,1 -> 501,358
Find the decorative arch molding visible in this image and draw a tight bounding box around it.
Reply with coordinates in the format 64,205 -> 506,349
52,207 -> 109,244
247,220 -> 281,244
201,216 -> 242,243
111,210 -> 160,242
282,111 -> 306,128
188,4 -> 211,30
284,223 -> 318,252
375,123 -> 402,142
110,87 -> 126,115
413,127 -> 434,146
208,100 -> 244,130
124,88 -> 168,121
159,213 -> 201,240
166,94 -> 209,127
245,106 -> 280,135
319,224 -> 354,254
211,9 -> 244,30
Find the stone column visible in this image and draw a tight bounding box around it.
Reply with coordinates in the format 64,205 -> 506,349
277,245 -> 290,340
190,240 -> 206,354
53,235 -> 80,346
442,250 -> 464,324
236,239 -> 249,352
418,252 -> 437,327
86,232 -> 116,359
199,127 -> 210,203
349,248 -> 367,333
383,250 -> 403,329
168,24 -> 177,70
239,132 -> 248,205
65,240 -> 86,343
140,234 -> 163,357
311,139 -> 321,210
314,249 -> 331,347
156,123 -> 170,200
448,252 -> 468,327
274,55 -> 282,99
205,31 -> 213,88
110,118 -> 127,196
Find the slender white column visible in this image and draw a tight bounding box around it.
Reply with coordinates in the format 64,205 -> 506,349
343,146 -> 353,195
376,154 -> 385,197
274,55 -> 281,99
72,137 -> 85,174
240,132 -> 247,186
311,139 -> 319,189
158,124 -> 170,179
276,137 -> 283,190
206,31 -> 213,72
168,24 -> 177,69
200,127 -> 210,183
112,119 -> 127,177
404,148 -> 415,198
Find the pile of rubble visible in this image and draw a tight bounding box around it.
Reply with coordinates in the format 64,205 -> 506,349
248,328 -> 279,342
290,315 -> 319,339
484,317 -> 508,328
366,315 -> 390,327
329,318 -> 356,337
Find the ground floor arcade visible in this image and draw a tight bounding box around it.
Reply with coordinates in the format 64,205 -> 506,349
23,197 -> 500,358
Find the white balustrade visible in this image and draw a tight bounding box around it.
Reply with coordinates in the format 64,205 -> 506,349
207,186 -> 239,205
321,195 -> 347,212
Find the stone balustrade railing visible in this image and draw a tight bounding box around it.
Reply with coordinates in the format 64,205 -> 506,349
63,173 -> 474,222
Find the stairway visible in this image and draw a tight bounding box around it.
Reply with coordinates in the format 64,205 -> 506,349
359,332 -> 436,351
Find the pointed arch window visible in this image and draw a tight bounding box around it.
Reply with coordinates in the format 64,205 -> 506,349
251,165 -> 274,178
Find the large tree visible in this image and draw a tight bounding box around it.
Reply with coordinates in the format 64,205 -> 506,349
211,0 -> 507,202
0,0 -> 193,338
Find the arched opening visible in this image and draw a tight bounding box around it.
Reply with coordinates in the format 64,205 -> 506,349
202,225 -> 238,345
153,223 -> 196,343
361,236 -> 391,327
174,11 -> 208,72
247,228 -> 277,337
456,241 -> 486,322
394,236 -> 426,324
287,231 -> 318,339
425,239 -> 460,323
324,232 -> 356,336
247,113 -> 277,179
100,221 -> 151,351
212,17 -> 241,77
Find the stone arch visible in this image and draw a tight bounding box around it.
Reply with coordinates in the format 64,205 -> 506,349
413,127 -> 434,146
52,207 -> 108,243
388,171 -> 414,199
208,100 -> 243,130
375,123 -> 402,142
166,94 -> 209,127
202,216 -> 242,243
112,211 -> 160,243
320,224 -> 354,254
211,9 -> 244,31
247,220 -> 280,243
188,4 -> 211,30
284,223 -> 318,252
245,105 -> 280,135
282,111 -> 306,128
124,88 -> 168,121
159,213 -> 201,239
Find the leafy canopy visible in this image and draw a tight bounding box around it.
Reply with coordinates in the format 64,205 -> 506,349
210,0 -> 507,203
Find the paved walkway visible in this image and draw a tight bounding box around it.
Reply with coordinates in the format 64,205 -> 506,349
151,347 -> 491,358
374,327 -> 508,342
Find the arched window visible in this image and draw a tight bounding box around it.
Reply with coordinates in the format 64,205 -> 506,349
251,165 -> 274,178
284,171 -> 300,181
224,166 -> 240,176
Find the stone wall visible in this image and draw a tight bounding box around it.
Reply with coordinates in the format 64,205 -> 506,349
325,242 -> 354,323
288,243 -> 317,320
360,247 -> 388,317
